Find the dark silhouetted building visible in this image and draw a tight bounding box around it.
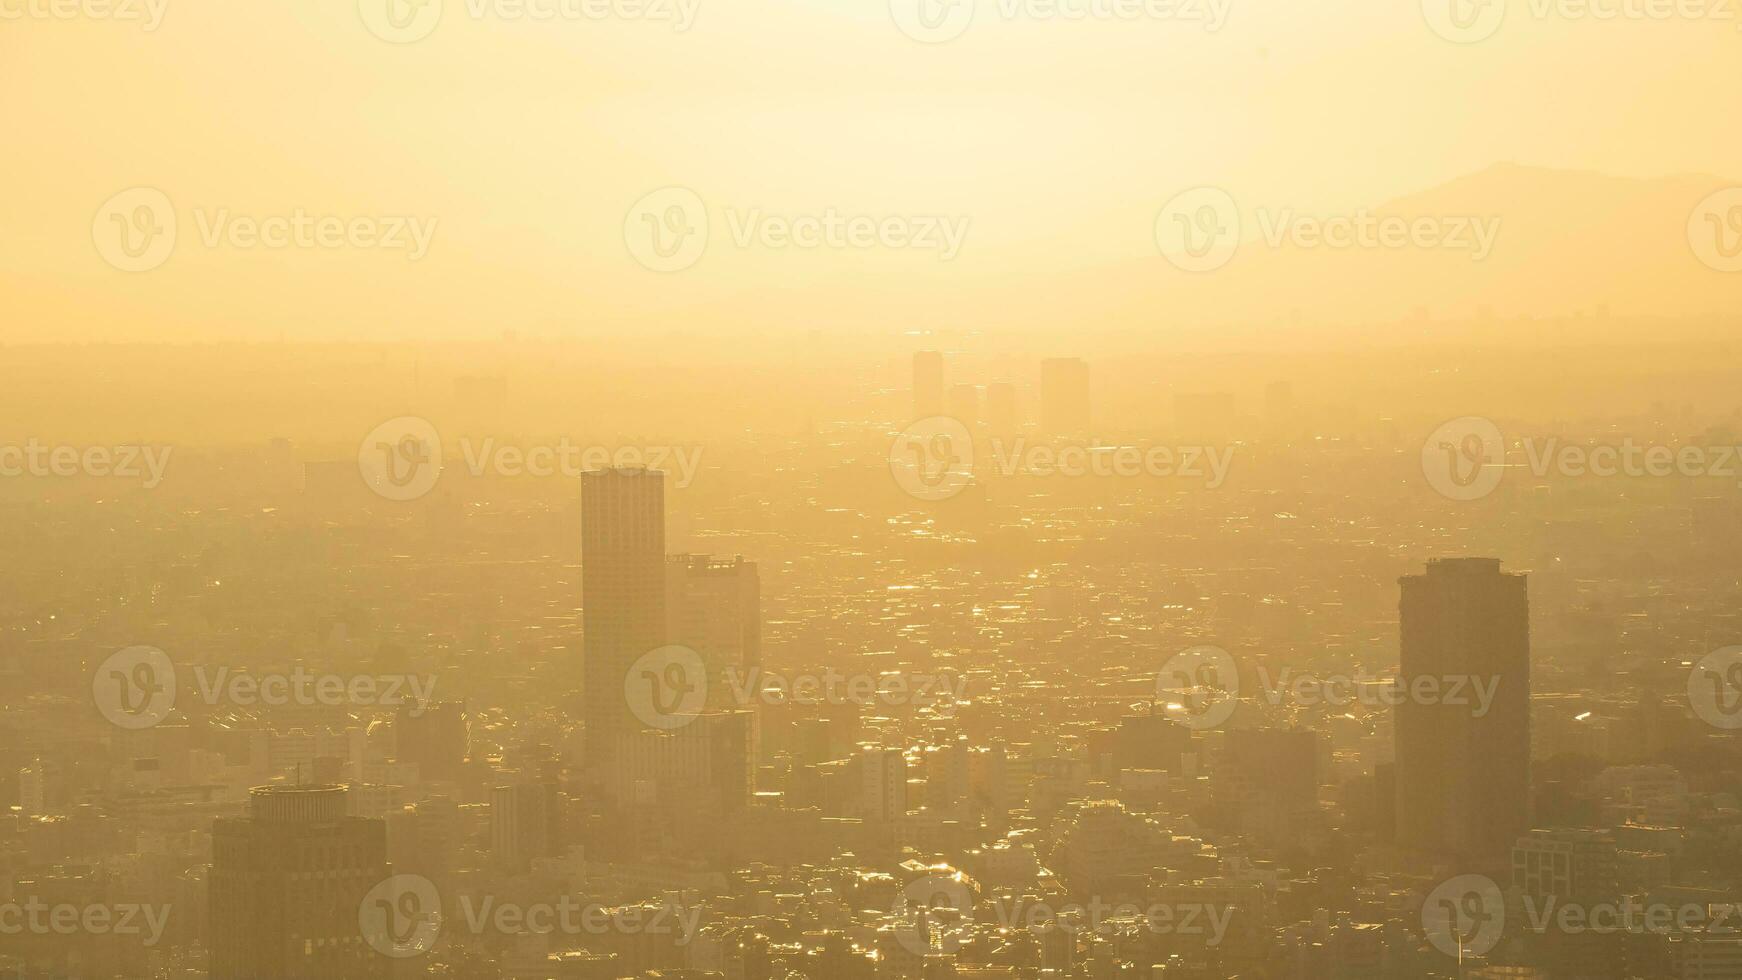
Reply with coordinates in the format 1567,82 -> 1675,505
1395,558 -> 1531,867
210,785 -> 388,979
582,467 -> 667,788
491,769 -> 566,873
665,555 -> 760,712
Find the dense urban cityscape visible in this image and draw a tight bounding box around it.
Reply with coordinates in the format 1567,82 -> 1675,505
8,2 -> 1742,976
2,335 -> 1741,978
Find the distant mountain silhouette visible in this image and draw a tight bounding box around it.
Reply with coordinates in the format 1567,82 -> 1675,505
1115,164 -> 1741,331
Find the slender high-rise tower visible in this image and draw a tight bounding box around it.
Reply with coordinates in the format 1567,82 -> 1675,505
1395,558 -> 1531,867
665,555 -> 761,712
582,467 -> 667,783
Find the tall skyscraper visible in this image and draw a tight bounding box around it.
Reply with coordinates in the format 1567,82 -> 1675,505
924,738 -> 972,812
665,555 -> 761,712
210,785 -> 388,979
913,351 -> 945,419
491,769 -> 565,873
859,746 -> 908,822
582,468 -> 667,783
1039,358 -> 1091,433
1395,558 -> 1531,867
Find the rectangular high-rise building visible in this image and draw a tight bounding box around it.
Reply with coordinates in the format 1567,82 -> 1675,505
210,785 -> 388,979
1395,558 -> 1531,867
665,555 -> 760,712
1039,358 -> 1091,433
490,771 -> 565,874
582,468 -> 667,782
913,351 -> 945,419
860,746 -> 907,822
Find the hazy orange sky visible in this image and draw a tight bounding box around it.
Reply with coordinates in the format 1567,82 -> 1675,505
3,0 -> 1737,342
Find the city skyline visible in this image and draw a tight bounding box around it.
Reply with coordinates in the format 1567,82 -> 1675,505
7,2 -> 1742,977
